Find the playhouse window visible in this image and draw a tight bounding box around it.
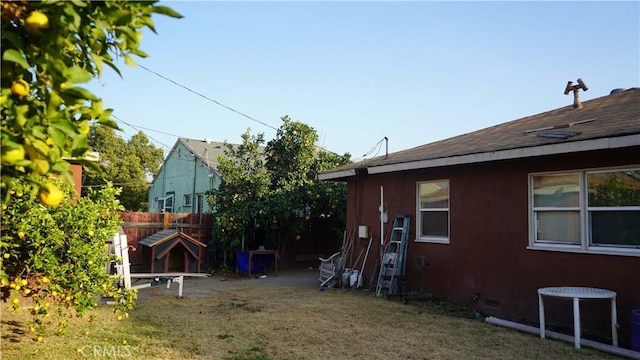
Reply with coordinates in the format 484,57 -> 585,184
529,167 -> 640,255
417,180 -> 449,243
183,194 -> 192,206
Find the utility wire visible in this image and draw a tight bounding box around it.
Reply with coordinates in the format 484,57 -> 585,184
361,137 -> 385,158
113,115 -> 172,150
135,64 -> 344,158
138,64 -> 278,131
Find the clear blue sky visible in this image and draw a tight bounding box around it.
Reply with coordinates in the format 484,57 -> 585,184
87,1 -> 640,161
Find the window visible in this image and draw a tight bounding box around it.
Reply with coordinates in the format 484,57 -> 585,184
159,192 -> 174,213
195,193 -> 204,214
183,194 -> 192,207
530,167 -> 640,255
417,180 -> 449,243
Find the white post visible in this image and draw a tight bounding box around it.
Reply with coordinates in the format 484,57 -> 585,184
611,297 -> 618,346
573,297 -> 581,349
538,293 -> 545,339
119,234 -> 131,290
380,186 -> 384,247
177,276 -> 184,298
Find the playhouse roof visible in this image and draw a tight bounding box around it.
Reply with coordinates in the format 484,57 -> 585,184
138,229 -> 207,248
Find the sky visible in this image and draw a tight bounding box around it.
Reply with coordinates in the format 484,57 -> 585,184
86,1 -> 640,161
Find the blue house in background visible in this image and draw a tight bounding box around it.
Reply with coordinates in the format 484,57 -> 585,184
148,138 -> 230,213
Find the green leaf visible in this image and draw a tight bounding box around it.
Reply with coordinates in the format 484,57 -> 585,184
123,55 -> 136,67
51,119 -> 77,136
61,87 -> 99,101
130,48 -> 149,58
90,53 -> 104,77
70,0 -> 88,7
63,67 -> 92,84
2,49 -> 29,70
142,16 -> 157,34
97,117 -> 119,129
48,127 -> 67,149
71,136 -> 89,157
103,58 -> 122,78
152,6 -> 184,19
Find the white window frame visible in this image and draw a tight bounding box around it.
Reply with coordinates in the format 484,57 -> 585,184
528,166 -> 640,257
183,194 -> 192,207
416,179 -> 450,244
195,193 -> 204,214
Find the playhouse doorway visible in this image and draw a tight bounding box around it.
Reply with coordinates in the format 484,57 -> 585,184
167,244 -> 187,272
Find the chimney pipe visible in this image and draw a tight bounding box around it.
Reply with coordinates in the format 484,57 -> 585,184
564,78 -> 588,109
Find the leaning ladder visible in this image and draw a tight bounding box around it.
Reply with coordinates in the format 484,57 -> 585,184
375,215 -> 410,297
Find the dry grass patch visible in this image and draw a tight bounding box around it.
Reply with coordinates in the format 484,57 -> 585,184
1,271 -> 622,359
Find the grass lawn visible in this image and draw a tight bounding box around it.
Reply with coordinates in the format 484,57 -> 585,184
1,270 -> 621,360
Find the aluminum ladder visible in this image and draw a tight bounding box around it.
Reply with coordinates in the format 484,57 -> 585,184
375,215 -> 410,297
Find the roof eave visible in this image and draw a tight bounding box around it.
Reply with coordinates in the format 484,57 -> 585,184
319,134 -> 639,179
317,169 -> 357,181
368,134 -> 639,175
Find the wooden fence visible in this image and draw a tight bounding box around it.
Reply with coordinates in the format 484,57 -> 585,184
118,212 -> 213,270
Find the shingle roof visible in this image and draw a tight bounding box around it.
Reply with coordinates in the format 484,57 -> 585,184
138,229 -> 206,247
320,88 -> 640,179
179,138 -> 230,172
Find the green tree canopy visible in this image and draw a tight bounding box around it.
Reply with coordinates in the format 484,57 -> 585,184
84,126 -> 163,211
208,117 -> 351,264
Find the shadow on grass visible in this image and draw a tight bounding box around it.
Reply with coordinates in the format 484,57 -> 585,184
1,320 -> 27,343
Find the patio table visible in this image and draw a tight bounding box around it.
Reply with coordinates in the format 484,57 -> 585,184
538,286 -> 618,349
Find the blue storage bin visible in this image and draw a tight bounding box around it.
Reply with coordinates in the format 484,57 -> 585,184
235,251 -> 264,274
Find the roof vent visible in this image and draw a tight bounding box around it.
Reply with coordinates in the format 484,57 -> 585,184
537,130 -> 581,139
564,78 -> 588,109
610,88 -> 625,95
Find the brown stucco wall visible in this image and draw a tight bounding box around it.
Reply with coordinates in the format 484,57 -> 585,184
346,146 -> 640,348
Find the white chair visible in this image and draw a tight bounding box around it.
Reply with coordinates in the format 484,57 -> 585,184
318,252 -> 341,287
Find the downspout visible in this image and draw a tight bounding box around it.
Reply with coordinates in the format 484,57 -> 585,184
192,155 -> 197,214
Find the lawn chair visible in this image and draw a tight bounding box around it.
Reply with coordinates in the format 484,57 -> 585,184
319,252 -> 341,287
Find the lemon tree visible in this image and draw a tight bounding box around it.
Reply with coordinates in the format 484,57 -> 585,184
1,177 -> 133,339
1,0 -> 182,202
0,0 -> 181,338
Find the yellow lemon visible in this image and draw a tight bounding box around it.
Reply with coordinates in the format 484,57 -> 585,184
38,182 -> 63,207
12,298 -> 19,305
116,315 -> 123,321
10,79 -> 29,97
17,231 -> 25,240
20,279 -> 27,286
25,11 -> 49,35
3,253 -> 9,259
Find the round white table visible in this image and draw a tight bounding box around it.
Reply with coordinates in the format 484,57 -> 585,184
538,286 -> 618,349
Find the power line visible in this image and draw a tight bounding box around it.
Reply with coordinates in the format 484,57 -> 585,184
113,115 -> 172,150
137,64 -> 278,131
133,64 -> 345,158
